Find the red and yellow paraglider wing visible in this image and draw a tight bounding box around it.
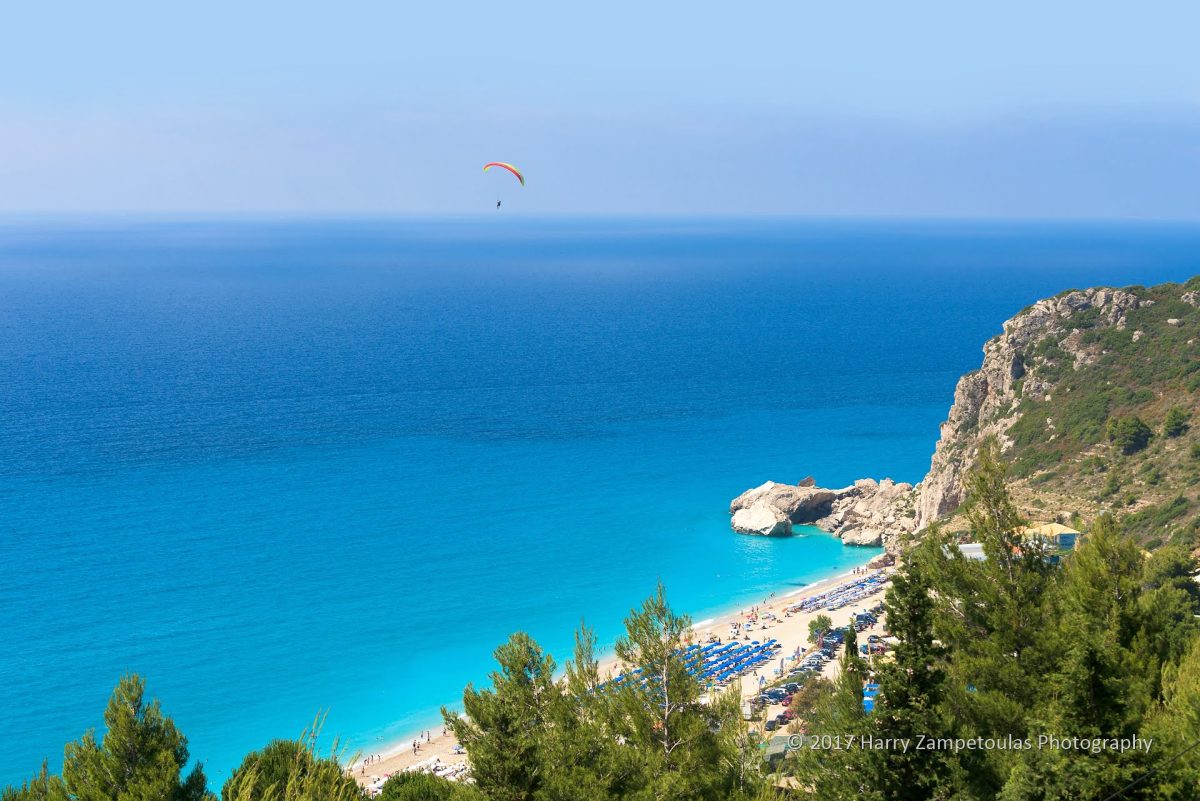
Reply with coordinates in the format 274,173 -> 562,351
482,162 -> 525,186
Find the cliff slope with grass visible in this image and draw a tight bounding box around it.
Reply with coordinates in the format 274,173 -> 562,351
917,276 -> 1200,550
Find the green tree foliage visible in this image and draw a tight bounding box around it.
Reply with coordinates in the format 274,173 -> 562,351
865,565 -> 957,801
224,740 -> 307,801
1162,406 -> 1191,438
807,614 -> 834,645
791,624 -> 874,798
784,447 -> 1200,800
445,584 -> 757,801
996,516 -> 1156,800
221,732 -> 363,801
844,619 -> 858,658
917,439 -> 1057,786
788,677 -> 834,723
1107,415 -> 1153,455
445,632 -> 557,801
59,675 -> 212,801
606,583 -> 746,800
1148,636 -> 1200,797
534,624 -> 624,801
377,772 -> 484,801
1135,544 -> 1200,701
0,763 -> 64,801
791,666 -> 870,801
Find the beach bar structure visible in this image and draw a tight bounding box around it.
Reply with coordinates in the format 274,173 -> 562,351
957,543 -> 987,561
1017,522 -> 1080,552
949,522 -> 1080,565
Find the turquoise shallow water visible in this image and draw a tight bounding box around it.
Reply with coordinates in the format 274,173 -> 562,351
1,218 -> 1198,785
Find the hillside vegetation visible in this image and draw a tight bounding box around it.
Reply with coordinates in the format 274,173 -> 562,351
925,277 -> 1200,551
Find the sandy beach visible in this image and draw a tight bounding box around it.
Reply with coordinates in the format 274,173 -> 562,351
350,559 -> 892,792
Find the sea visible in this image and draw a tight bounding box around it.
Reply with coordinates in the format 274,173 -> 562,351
1,217 -> 1198,786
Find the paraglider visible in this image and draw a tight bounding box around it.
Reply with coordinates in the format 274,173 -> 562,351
483,162 -> 523,210
482,162 -> 524,186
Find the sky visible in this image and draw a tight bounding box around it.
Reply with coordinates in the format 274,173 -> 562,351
2,1 -> 1199,217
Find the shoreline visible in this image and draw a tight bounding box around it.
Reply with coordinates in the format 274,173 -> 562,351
348,553 -> 888,791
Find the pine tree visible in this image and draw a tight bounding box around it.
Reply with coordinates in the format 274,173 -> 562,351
864,565 -> 955,801
536,623 -> 625,801
790,595 -> 901,799
997,516 -> 1165,800
1148,635 -> 1200,798
223,740 -> 309,801
444,633 -> 557,801
609,583 -> 731,800
1136,544 -> 1200,700
221,730 -> 363,801
0,762 -> 65,801
59,674 -> 212,801
377,772 -> 483,801
844,619 -> 859,659
915,439 -> 1057,791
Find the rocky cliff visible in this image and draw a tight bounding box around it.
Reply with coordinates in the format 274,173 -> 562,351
731,277 -> 1200,552
914,286 -> 1143,529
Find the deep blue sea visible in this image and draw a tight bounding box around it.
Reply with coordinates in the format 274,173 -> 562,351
2,218 -> 1198,786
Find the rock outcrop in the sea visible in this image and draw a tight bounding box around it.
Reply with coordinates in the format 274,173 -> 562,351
729,482 -> 838,522
913,286 -> 1141,528
730,500 -> 793,537
729,478 -> 917,548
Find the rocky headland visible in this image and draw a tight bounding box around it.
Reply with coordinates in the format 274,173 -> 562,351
730,279 -> 1200,554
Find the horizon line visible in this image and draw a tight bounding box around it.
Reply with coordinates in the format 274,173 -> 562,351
3,212 -> 1200,227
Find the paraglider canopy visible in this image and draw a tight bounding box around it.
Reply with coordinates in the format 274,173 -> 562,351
482,162 -> 525,186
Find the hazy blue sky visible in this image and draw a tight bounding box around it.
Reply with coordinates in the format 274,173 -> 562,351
2,1 -> 1199,216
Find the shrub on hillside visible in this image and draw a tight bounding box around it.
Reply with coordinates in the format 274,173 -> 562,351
1164,406 -> 1191,438
1107,415 -> 1153,455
